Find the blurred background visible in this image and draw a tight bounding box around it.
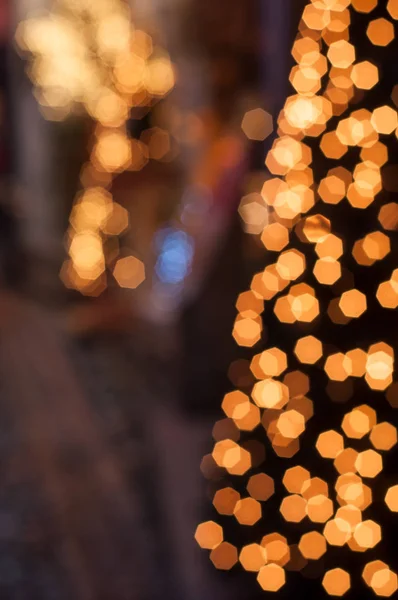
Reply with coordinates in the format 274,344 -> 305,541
0,1 -> 304,599
1,0 -> 398,599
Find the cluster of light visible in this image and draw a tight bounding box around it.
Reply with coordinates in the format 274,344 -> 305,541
18,0 -> 175,294
198,0 -> 398,596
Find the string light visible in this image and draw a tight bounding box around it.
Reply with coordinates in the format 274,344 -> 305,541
17,0 -> 175,294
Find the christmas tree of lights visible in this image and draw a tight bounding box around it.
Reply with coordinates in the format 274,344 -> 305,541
197,0 -> 398,596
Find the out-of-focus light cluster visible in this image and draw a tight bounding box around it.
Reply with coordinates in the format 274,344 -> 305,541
17,0 -> 175,294
199,0 -> 398,595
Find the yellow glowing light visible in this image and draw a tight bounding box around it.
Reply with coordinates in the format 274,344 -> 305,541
283,466 -> 311,494
339,289 -> 367,318
371,106 -> 398,135
316,430 -> 344,459
327,40 -> 356,68
242,108 -> 273,141
370,422 -> 397,451
322,569 -> 351,596
239,544 -> 267,572
247,473 -> 275,501
351,0 -> 378,12
257,564 -> 286,592
210,542 -> 238,570
294,336 -> 323,364
367,18 -> 395,46
213,488 -> 241,515
280,494 -> 307,523
385,485 -> 398,512
351,60 -> 379,89
299,531 -> 327,559
113,256 -> 145,289
195,521 -> 223,550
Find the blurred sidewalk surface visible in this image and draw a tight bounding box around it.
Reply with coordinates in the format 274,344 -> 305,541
0,292 -> 231,600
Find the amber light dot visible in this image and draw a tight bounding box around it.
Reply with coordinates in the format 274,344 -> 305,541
252,379 -> 289,409
370,568 -> 398,596
234,403 -> 260,432
280,495 -> 307,523
336,505 -> 362,531
316,234 -> 344,259
210,542 -> 238,570
288,396 -> 313,422
213,488 -> 240,515
257,564 -> 286,592
363,561 -> 389,586
352,0 -> 378,12
334,448 -> 359,474
241,108 -> 273,141
322,568 -> 351,596
361,142 -> 389,167
290,288 -> 320,323
247,473 -> 275,501
239,544 -> 267,572
388,0 -> 398,19
259,348 -> 288,377
346,349 -> 367,377
325,353 -> 352,382
236,291 -> 264,316
351,60 -> 379,89
353,239 -> 376,266
283,466 -> 310,493
378,203 -> 398,231
355,449 -> 383,478
370,422 -> 397,451
301,477 -> 328,500
339,289 -> 367,318
371,106 -> 398,135
294,336 -> 323,364
276,250 -> 306,281
347,182 -> 375,210
234,498 -> 262,526
367,18 -> 395,46
353,520 -> 381,549
324,518 -> 351,546
387,382 -> 398,408
327,40 -> 356,68
376,280 -> 398,309
240,193 -> 268,237
113,256 -> 145,289
320,130 -> 348,159
232,316 -> 262,347
222,390 -> 250,419
306,495 -> 334,523
362,231 -> 391,261
314,258 -> 341,285
277,410 -> 305,439
261,222 -> 289,252
342,405 -> 376,439
299,531 -> 326,560
337,478 -> 373,511
366,344 -> 394,381
385,485 -> 398,512
318,175 -> 346,205
212,439 -> 252,475
194,521 -> 223,549
316,430 -> 344,459
261,533 -> 290,566
302,214 -> 331,243
365,355 -> 393,390
283,370 -> 310,398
